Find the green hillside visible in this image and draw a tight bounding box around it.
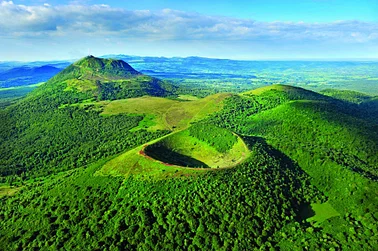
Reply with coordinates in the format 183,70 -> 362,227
1,67 -> 378,251
0,56 -> 176,181
320,89 -> 378,123
74,92 -> 232,131
207,84 -> 378,249
320,88 -> 373,104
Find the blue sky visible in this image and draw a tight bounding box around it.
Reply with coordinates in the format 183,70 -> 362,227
107,0 -> 378,22
23,0 -> 378,22
1,0 -> 377,61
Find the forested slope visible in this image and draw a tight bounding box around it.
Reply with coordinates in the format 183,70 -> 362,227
0,56 -> 174,182
206,85 -> 378,249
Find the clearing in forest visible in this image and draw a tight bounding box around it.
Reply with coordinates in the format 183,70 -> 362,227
100,93 -> 232,130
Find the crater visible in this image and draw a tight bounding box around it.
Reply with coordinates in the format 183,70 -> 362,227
141,125 -> 250,169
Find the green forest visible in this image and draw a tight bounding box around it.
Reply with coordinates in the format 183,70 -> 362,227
1,57 -> 378,250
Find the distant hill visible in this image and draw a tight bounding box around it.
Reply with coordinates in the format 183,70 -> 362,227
3,56 -> 378,97
319,89 -> 378,123
320,89 -> 373,104
242,84 -> 330,101
0,65 -> 62,88
63,55 -> 140,79
0,65 -> 60,80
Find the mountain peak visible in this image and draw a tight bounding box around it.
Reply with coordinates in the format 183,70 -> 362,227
73,56 -> 140,77
38,56 -> 174,103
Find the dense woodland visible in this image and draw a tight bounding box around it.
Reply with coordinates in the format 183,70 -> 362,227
98,78 -> 176,101
206,87 -> 378,249
1,138 -> 329,250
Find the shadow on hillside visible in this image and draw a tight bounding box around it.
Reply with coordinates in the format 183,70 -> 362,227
241,135 -> 324,223
299,203 -> 316,220
242,135 -> 304,171
144,144 -> 209,168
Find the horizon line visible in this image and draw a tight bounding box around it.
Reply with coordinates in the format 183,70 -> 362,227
2,55 -> 378,64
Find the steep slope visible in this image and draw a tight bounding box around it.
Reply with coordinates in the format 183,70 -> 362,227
210,85 -> 378,184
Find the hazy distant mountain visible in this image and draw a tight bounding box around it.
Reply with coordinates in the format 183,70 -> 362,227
0,65 -> 62,88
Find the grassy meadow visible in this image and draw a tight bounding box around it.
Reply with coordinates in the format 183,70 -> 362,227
100,93 -> 232,130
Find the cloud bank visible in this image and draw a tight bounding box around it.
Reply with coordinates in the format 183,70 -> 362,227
1,0 -> 377,43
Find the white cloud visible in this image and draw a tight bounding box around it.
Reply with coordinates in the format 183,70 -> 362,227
0,1 -> 377,44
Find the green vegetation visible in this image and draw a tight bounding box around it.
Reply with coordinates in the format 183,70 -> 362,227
39,56 -> 175,106
0,137 -> 325,250
3,57 -> 378,106
1,55 -> 378,250
0,99 -> 168,182
306,202 -> 340,226
0,83 -> 42,108
56,55 -> 139,82
0,185 -> 22,198
320,88 -> 378,123
0,56 -> 173,182
97,138 -> 204,179
143,128 -> 248,169
97,77 -> 171,100
99,93 -> 231,130
206,84 -> 378,249
188,124 -> 237,153
145,143 -> 210,168
97,126 -> 249,179
320,88 -> 373,104
177,94 -> 199,101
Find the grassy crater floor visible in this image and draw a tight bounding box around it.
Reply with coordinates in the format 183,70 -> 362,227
97,127 -> 250,179
143,129 -> 249,168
